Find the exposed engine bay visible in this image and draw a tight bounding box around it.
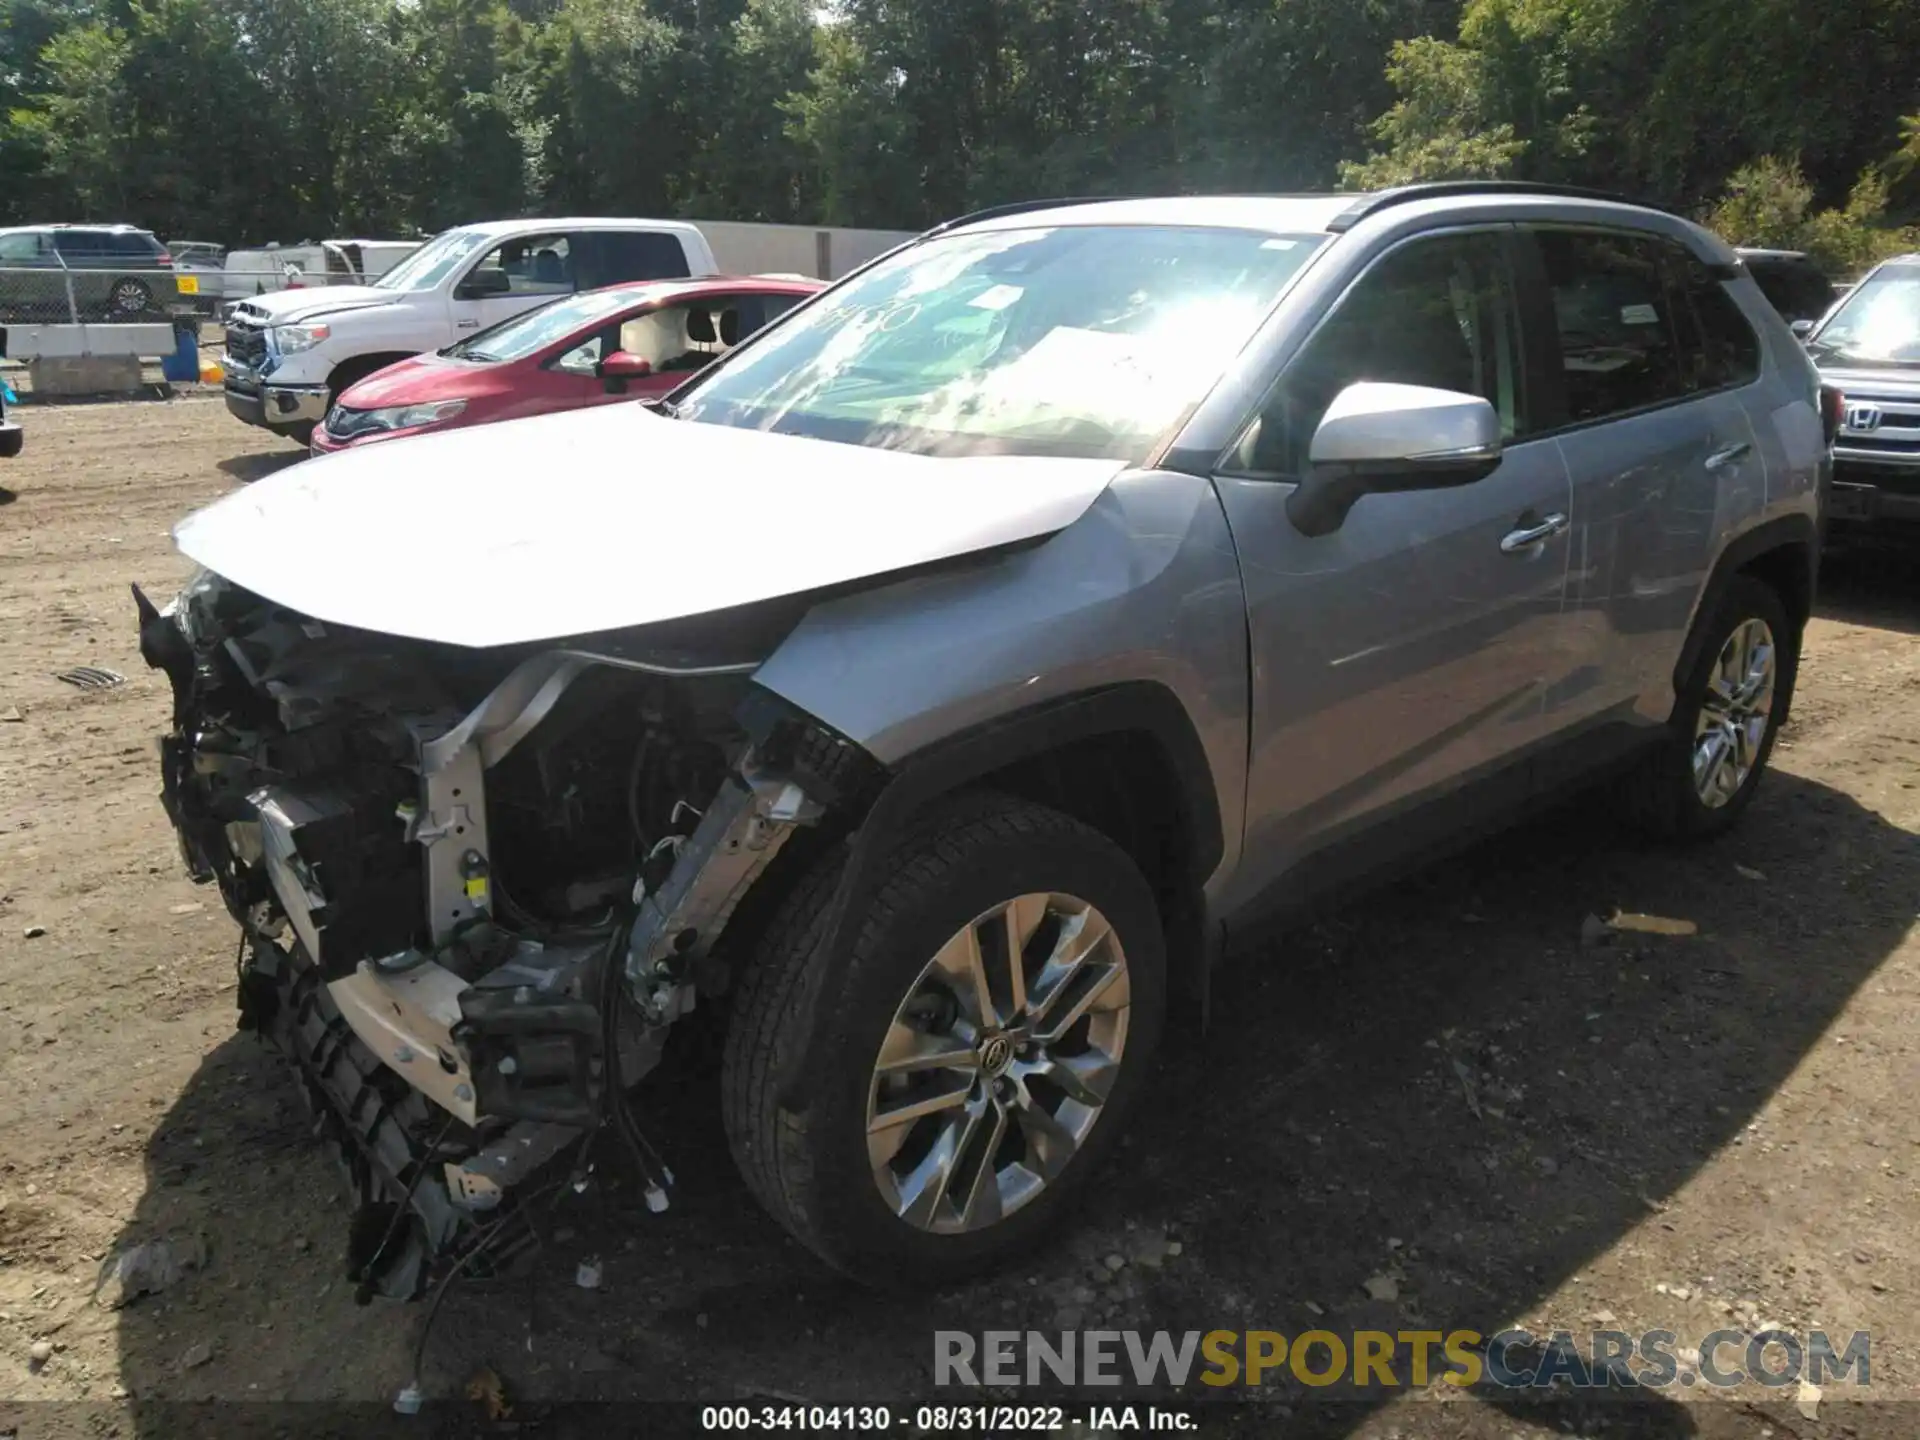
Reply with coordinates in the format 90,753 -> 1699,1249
134,568 -> 879,1299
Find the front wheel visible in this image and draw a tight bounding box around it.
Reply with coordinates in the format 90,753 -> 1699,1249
722,793 -> 1165,1288
1622,574 -> 1794,839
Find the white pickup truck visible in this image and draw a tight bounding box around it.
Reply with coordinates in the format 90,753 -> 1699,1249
221,218 -> 717,443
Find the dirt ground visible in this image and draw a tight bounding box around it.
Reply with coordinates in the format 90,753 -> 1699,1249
1,392 -> 1918,1438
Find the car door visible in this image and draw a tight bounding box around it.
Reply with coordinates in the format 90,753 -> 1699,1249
448,232 -> 577,337
1518,227 -> 1766,741
50,229 -> 116,314
522,320 -> 640,418
1212,226 -> 1578,899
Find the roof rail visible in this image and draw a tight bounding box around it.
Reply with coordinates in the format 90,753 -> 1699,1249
1327,181 -> 1669,233
920,196 -> 1118,239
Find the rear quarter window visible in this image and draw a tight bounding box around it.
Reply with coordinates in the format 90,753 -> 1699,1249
1664,249 -> 1761,391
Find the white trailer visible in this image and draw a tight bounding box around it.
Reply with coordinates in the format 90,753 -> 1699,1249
694,221 -> 916,280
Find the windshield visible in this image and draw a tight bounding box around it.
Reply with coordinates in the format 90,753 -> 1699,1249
672,224 -> 1326,460
444,287 -> 647,362
374,229 -> 492,293
1810,263 -> 1920,365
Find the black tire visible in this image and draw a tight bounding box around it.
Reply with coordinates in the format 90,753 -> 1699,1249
1621,574 -> 1796,840
108,278 -> 152,317
721,792 -> 1166,1288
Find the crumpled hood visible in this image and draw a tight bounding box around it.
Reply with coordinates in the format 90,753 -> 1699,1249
174,403 -> 1127,648
232,285 -> 397,325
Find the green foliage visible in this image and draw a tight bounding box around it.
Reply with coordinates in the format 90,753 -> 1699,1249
10,22 -> 133,217
1704,157 -> 1919,276
1,0 -> 1919,257
1338,36 -> 1524,188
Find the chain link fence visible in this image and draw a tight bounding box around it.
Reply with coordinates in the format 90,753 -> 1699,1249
0,260 -> 216,395
0,260 -> 183,327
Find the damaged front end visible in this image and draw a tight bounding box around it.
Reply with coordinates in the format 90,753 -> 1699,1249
133,570 -> 877,1298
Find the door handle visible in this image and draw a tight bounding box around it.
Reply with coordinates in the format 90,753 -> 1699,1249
1500,512 -> 1569,553
1705,440 -> 1751,470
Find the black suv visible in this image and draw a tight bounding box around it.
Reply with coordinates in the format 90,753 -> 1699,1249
0,224 -> 181,323
1736,248 -> 1838,328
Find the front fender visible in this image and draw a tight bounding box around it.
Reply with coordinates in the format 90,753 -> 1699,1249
752,467 -> 1251,1109
752,465 -> 1250,886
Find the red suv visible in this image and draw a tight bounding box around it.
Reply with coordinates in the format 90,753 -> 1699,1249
310,276 -> 823,452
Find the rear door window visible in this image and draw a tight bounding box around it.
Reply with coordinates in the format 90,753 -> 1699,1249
574,231 -> 694,288
1530,230 -> 1692,425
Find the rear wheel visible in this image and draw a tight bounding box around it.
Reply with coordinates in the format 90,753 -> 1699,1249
1622,575 -> 1794,839
108,278 -> 152,317
721,793 -> 1165,1287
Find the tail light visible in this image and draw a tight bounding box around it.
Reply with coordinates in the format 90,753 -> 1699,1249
1819,384 -> 1844,447
155,250 -> 172,266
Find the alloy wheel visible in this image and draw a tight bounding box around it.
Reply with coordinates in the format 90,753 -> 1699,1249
1692,617 -> 1776,808
865,892 -> 1130,1234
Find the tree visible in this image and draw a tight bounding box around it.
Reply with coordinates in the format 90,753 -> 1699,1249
3,0 -> 1920,257
782,16 -> 917,225
1339,35 -> 1522,187
10,23 -> 133,219
1704,157 -> 1918,276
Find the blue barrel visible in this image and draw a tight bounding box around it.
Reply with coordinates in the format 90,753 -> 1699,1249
161,320 -> 199,383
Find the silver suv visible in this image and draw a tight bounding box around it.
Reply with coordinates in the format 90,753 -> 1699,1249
136,183 -> 1830,1297
1803,252 -> 1920,530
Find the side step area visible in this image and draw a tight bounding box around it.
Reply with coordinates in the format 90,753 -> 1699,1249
238,936 -> 580,1299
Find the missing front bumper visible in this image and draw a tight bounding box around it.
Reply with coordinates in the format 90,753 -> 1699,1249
239,934 -> 584,1299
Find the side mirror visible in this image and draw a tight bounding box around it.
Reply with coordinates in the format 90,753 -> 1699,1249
1286,381 -> 1503,538
599,350 -> 651,394
1790,318 -> 1816,340
455,268 -> 512,300
600,351 -> 652,379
